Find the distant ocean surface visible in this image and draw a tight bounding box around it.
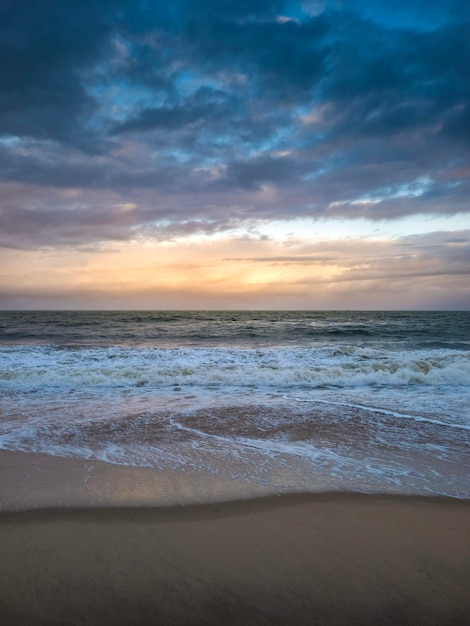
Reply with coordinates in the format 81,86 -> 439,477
1,311 -> 469,498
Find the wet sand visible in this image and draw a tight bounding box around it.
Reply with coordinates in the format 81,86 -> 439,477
0,452 -> 469,625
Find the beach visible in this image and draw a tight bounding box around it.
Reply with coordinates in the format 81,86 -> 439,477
1,451 -> 469,625
1,311 -> 469,623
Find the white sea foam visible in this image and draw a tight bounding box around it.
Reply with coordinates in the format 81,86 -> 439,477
283,395 -> 470,431
1,345 -> 469,390
1,405 -> 467,497
1,330 -> 469,498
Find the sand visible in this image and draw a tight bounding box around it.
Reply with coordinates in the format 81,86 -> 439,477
0,452 -> 469,625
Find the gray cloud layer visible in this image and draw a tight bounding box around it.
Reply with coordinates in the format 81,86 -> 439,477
0,0 -> 469,250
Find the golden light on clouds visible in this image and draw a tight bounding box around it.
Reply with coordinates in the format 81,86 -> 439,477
2,222 -> 469,309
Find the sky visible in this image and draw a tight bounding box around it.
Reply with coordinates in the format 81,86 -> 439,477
0,0 -> 469,310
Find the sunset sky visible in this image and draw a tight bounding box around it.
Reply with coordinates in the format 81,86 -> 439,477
1,0 -> 469,310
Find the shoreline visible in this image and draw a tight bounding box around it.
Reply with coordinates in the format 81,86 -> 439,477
0,450 -> 470,515
1,448 -> 469,513
0,448 -> 282,512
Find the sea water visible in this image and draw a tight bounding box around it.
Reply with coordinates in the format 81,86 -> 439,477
0,311 -> 469,497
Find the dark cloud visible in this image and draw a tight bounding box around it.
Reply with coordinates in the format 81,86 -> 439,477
0,0 -> 115,148
112,87 -> 237,134
223,155 -> 311,189
323,18 -> 470,142
0,0 -> 469,249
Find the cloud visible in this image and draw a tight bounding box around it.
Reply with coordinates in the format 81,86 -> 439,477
2,229 -> 468,310
225,255 -> 336,264
0,0 -> 469,308
0,0 -> 116,149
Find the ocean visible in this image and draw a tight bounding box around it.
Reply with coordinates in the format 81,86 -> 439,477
0,310 -> 469,498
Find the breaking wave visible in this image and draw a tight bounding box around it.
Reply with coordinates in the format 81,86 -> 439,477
1,345 -> 469,391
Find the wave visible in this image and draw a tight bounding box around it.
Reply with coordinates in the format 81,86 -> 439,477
1,345 -> 469,391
